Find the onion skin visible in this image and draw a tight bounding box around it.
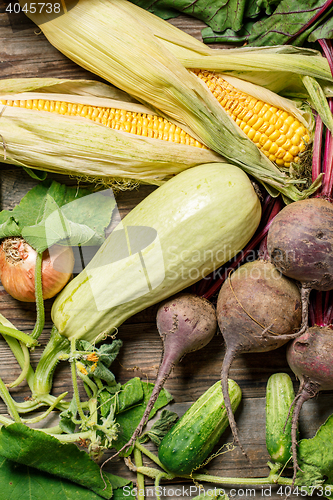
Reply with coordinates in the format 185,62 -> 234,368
0,237 -> 74,302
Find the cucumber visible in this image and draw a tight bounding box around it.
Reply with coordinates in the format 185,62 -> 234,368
158,379 -> 242,475
265,372 -> 295,465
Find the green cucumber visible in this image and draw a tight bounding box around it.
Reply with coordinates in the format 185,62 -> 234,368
265,372 -> 296,465
158,379 -> 242,475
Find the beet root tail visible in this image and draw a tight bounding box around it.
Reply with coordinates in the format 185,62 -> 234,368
221,349 -> 249,461
290,379 -> 319,486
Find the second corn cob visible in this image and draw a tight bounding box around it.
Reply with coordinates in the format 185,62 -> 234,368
192,70 -> 310,168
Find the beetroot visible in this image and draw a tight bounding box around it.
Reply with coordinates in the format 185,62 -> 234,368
286,326 -> 333,481
267,198 -> 333,336
113,292 -> 217,456
217,259 -> 302,456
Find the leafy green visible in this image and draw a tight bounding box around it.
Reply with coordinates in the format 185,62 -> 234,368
0,456 -> 106,500
130,0 -> 333,47
0,179 -> 115,253
76,339 -> 123,385
59,396 -> 79,434
138,409 -> 179,446
117,377 -> 144,413
296,413 -> 333,497
0,455 -> 133,500
0,424 -> 113,499
309,14 -> 333,41
248,0 -> 333,46
114,382 -> 173,453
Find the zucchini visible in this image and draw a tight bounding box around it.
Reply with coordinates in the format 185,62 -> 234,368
158,379 -> 242,475
265,372 -> 295,465
51,163 -> 261,342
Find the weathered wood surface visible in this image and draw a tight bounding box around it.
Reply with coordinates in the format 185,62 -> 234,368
1,3 -> 333,499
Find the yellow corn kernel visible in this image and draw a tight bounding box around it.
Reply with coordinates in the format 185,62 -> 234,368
192,69 -> 310,167
1,97 -> 205,149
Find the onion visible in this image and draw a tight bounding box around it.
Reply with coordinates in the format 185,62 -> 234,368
0,237 -> 74,302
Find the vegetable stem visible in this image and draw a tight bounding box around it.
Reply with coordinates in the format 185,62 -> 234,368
37,428 -> 92,443
0,322 -> 38,348
1,328 -> 35,390
134,442 -> 170,472
134,446 -> 146,500
70,338 -> 87,424
0,377 -> 21,423
32,325 -> 69,397
31,251 -> 45,340
22,392 -> 68,424
6,341 -> 32,388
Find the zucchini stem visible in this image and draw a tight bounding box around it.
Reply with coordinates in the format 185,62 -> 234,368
32,325 -> 69,397
0,322 -> 38,348
6,341 -> 32,388
0,377 -> 21,423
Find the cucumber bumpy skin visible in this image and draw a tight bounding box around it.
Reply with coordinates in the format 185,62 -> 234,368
158,379 -> 242,475
265,372 -> 295,465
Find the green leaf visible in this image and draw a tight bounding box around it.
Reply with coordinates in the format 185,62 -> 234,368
0,217 -> 21,238
202,19 -> 258,44
0,180 -> 116,252
98,378 -> 144,421
22,194 -> 107,253
296,413 -> 333,491
308,14 -> 333,41
117,377 -> 144,413
0,455 -> 133,500
0,424 -> 113,499
114,381 -> 173,453
139,409 -> 179,446
59,396 -> 78,434
130,0 -> 249,32
248,0 -> 333,46
0,456 -> 107,500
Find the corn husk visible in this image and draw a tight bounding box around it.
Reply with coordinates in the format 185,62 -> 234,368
0,78 -> 222,185
21,0 -> 326,201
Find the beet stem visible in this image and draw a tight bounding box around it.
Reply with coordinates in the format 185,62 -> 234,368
321,103 -> 333,199
221,348 -> 249,461
290,379 -> 320,487
106,356 -> 174,462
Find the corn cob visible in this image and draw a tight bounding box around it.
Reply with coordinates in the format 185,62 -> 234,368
0,75 -> 310,167
192,70 -> 310,168
0,98 -> 205,148
0,79 -> 222,185
21,0 -> 321,201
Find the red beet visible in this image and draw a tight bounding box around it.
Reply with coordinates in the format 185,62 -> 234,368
267,198 -> 333,336
113,292 -> 217,456
217,259 -> 302,456
286,326 -> 333,481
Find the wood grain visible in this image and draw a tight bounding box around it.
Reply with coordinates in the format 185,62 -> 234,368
0,4 -> 332,499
